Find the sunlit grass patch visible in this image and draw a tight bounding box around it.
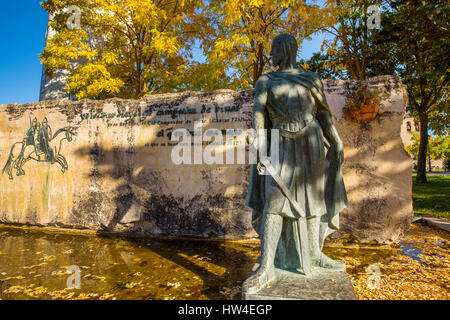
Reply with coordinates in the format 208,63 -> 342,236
412,175 -> 450,220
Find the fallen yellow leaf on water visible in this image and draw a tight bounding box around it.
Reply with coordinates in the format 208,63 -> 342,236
0,276 -> 25,281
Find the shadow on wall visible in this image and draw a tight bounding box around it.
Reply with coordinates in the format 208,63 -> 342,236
332,113 -> 414,243
72,144 -> 252,238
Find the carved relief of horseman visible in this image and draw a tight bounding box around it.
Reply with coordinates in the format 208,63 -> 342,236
2,117 -> 75,180
37,117 -> 55,163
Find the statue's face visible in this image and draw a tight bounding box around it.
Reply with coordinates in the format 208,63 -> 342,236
43,118 -> 48,126
32,118 -> 37,128
270,42 -> 283,67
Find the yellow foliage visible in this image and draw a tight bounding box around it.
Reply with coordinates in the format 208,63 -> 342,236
40,0 -> 335,96
203,0 -> 334,88
40,0 -> 201,99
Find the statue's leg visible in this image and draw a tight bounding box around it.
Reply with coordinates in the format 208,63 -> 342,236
319,217 -> 329,250
242,213 -> 283,294
259,213 -> 283,271
312,216 -> 345,270
307,216 -> 322,264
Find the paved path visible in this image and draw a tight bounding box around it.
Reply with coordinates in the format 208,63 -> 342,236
412,171 -> 450,176
413,216 -> 450,232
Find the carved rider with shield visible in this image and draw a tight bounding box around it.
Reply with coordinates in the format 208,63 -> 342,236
38,117 -> 55,163
15,118 -> 40,175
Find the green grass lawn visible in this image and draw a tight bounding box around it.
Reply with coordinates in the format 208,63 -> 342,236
412,174 -> 450,220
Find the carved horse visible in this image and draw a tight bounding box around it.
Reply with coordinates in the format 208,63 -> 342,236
2,127 -> 75,180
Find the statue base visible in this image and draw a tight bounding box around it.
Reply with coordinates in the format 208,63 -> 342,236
242,264 -> 358,300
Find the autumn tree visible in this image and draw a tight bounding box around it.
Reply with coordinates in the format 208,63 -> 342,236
318,0 -> 394,80
378,0 -> 449,182
40,0 -> 205,99
175,60 -> 238,92
406,132 -> 450,171
430,135 -> 450,163
318,0 -> 448,181
299,52 -> 349,79
200,0 -> 333,89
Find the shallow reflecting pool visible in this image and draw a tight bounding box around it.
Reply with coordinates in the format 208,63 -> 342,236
0,226 -> 259,300
0,223 -> 448,300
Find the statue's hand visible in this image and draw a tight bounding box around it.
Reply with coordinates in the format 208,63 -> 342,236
257,161 -> 266,175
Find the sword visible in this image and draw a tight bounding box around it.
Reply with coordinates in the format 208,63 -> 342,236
258,157 -> 312,275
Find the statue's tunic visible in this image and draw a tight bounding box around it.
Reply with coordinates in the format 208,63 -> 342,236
263,71 -> 327,220
246,70 -> 347,266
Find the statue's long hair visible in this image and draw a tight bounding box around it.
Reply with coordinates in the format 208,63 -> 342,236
272,34 -> 306,72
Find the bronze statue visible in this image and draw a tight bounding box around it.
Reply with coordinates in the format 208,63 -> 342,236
243,34 -> 348,295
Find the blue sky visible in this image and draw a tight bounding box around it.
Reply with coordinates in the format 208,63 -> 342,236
0,1 -> 326,105
0,1 -> 48,105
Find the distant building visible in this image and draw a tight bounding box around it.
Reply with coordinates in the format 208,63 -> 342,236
400,114 -> 419,147
400,114 -> 445,171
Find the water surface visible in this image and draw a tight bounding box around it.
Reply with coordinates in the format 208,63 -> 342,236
0,226 -> 259,300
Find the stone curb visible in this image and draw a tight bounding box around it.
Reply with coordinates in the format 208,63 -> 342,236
413,216 -> 450,232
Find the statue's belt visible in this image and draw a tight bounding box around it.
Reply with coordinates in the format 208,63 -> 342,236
270,111 -> 313,126
276,119 -> 331,149
277,118 -> 316,139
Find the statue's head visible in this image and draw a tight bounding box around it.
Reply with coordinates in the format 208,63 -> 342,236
270,34 -> 298,68
32,117 -> 38,128
42,117 -> 48,126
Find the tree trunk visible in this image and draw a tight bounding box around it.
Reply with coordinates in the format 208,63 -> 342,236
427,143 -> 432,172
416,111 -> 428,183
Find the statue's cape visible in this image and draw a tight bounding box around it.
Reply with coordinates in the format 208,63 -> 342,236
266,70 -> 333,116
245,70 -> 347,237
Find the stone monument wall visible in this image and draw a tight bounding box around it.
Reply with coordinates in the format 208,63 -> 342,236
0,75 -> 413,243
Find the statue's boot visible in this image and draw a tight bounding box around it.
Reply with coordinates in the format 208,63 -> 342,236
318,253 -> 346,271
243,213 -> 283,295
242,265 -> 276,295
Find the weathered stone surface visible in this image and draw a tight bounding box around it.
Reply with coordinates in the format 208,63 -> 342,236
0,75 -> 413,243
0,90 -> 255,239
327,77 -> 414,244
243,266 -> 357,300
